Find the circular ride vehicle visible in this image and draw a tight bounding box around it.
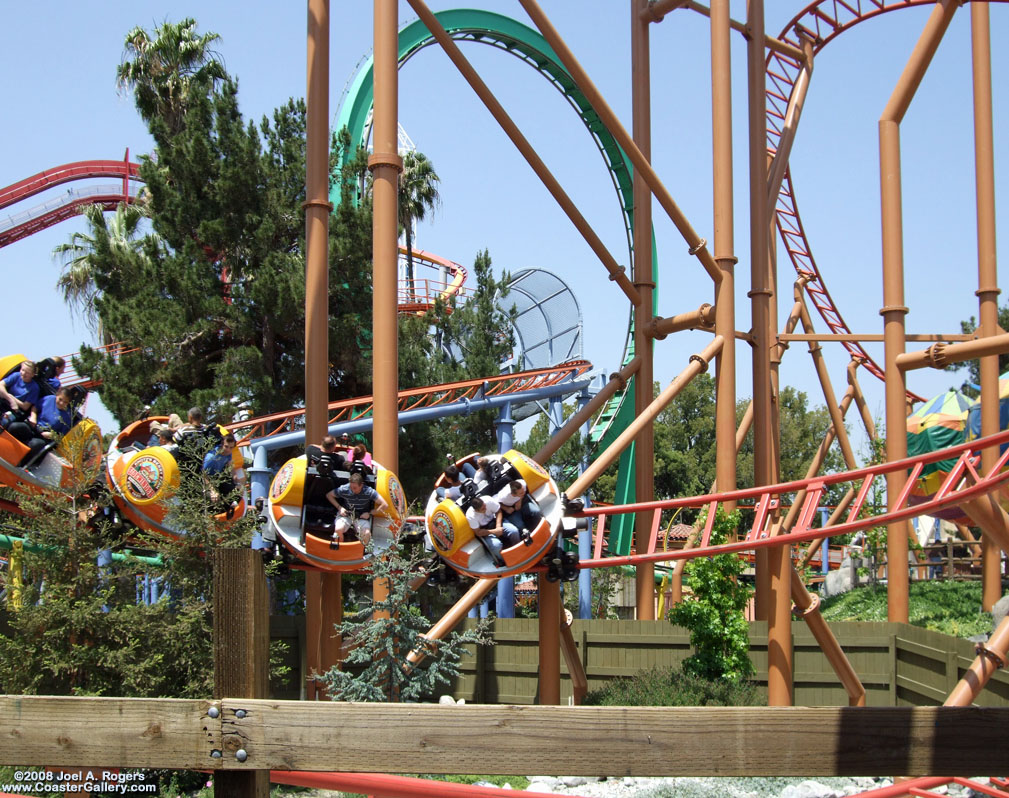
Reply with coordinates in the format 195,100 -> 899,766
424,450 -> 563,580
266,451 -> 406,571
0,354 -> 103,494
105,416 -> 246,538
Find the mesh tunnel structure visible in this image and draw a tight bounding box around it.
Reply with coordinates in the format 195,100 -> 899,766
504,267 -> 582,372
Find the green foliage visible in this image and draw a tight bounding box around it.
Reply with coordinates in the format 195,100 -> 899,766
653,373 -> 718,501
320,542 -> 492,702
561,567 -> 622,620
736,386 -> 846,496
603,379 -> 846,514
0,447 -> 260,700
398,248 -> 516,496
72,20 -> 375,428
820,581 -> 994,638
116,17 -> 226,134
667,507 -> 754,682
582,666 -> 763,707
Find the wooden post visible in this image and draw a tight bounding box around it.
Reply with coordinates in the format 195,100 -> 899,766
213,548 -> 270,797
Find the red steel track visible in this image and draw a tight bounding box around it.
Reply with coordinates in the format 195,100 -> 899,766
226,359 -> 593,442
572,427 -> 1009,570
0,158 -> 139,210
0,158 -> 140,248
766,0 -> 1008,401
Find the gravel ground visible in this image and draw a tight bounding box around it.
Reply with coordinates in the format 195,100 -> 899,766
519,776 -> 981,797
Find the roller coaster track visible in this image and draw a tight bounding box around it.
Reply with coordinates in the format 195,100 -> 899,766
335,10 -> 648,446
0,160 -> 465,323
0,158 -> 141,248
766,0 -> 1008,402
396,246 -> 469,312
572,428 -> 1009,570
225,359 -> 593,443
335,10 -> 652,553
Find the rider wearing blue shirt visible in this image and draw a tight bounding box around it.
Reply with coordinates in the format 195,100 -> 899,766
1,361 -> 41,416
1,361 -> 42,444
202,434 -> 243,509
36,390 -> 73,438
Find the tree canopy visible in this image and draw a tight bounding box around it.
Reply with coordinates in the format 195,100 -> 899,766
69,19 -> 374,426
397,249 -> 515,497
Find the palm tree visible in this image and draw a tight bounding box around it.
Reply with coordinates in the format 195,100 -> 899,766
116,17 -> 226,132
52,201 -> 149,342
398,151 -> 441,302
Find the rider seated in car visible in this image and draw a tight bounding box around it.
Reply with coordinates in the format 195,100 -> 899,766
14,386 -> 74,466
494,478 -> 542,538
325,472 -> 387,546
437,464 -> 465,501
202,434 -> 245,505
36,387 -> 75,439
0,361 -> 41,444
465,495 -> 522,565
306,434 -> 347,475
34,356 -> 66,391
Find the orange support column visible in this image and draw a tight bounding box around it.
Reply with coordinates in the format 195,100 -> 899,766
370,0 -> 402,621
304,0 -> 335,697
711,0 -> 737,510
879,0 -> 957,623
970,2 -> 1002,612
631,0 -> 655,620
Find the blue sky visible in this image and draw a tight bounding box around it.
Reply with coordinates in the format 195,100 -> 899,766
0,2 -> 1005,456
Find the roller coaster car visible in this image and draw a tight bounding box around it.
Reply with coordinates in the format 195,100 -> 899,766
105,416 -> 246,539
0,354 -> 103,494
424,450 -> 563,579
267,454 -> 406,572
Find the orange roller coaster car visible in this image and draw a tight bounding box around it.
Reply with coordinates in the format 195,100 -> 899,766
424,450 -> 563,579
267,453 -> 406,572
105,417 -> 246,538
0,353 -> 103,495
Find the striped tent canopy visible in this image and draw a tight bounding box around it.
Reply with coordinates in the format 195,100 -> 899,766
907,389 -> 975,521
906,389 -> 975,435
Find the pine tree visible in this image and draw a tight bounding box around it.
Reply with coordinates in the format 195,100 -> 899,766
320,542 -> 491,702
72,22 -> 375,426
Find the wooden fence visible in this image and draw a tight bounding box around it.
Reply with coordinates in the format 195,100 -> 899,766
270,617 -> 1009,706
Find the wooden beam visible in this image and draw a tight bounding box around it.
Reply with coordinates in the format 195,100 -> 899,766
0,697 -> 216,769
2,698 -> 1007,776
213,548 -> 270,796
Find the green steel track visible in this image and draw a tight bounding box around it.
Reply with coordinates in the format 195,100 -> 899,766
334,9 -> 658,554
